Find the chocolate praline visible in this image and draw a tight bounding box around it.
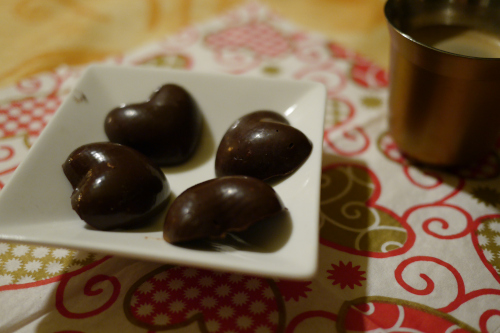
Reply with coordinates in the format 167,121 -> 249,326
63,142 -> 170,230
105,84 -> 202,166
215,110 -> 312,180
163,176 -> 285,243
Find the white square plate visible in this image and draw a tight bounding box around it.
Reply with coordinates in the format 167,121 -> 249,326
0,65 -> 325,279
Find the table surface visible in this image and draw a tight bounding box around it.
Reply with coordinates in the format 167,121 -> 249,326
1,1 -> 500,333
0,0 -> 389,88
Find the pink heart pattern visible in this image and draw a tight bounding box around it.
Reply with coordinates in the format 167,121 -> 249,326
205,22 -> 290,58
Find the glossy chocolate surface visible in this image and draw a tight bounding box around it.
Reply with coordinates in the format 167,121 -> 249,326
63,142 -> 170,230
104,84 -> 202,166
215,110 -> 312,180
163,176 -> 285,243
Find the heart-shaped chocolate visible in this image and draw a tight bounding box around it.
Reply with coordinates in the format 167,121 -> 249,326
215,110 -> 312,180
63,142 -> 170,230
104,84 -> 202,166
163,176 -> 285,243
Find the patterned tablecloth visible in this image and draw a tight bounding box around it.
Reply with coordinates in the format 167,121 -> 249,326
1,3 -> 499,333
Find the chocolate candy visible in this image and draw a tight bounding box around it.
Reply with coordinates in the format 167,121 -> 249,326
215,110 -> 312,180
104,84 -> 202,166
63,142 -> 170,230
163,176 -> 285,243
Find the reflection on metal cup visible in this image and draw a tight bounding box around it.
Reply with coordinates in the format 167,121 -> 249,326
384,0 -> 500,166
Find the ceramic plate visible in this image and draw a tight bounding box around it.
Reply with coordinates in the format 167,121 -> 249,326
0,65 -> 326,279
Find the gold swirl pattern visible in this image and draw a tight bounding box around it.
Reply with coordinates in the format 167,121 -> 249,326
320,165 -> 407,253
475,217 -> 500,277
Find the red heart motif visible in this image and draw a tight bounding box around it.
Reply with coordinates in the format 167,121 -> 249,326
124,265 -> 286,332
337,296 -> 476,333
350,59 -> 388,89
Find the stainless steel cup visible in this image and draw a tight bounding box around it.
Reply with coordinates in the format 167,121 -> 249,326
384,0 -> 500,166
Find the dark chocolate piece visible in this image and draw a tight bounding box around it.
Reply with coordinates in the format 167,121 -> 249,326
63,142 -> 170,230
215,110 -> 312,180
104,84 -> 202,166
163,176 -> 285,243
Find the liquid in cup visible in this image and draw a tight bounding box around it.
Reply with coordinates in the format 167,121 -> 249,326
410,26 -> 500,59
385,0 -> 500,166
